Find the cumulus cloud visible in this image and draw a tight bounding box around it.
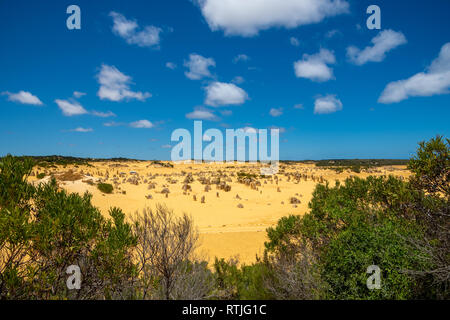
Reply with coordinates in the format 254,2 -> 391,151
204,82 -> 249,107
314,95 -> 343,114
186,108 -> 218,121
294,48 -> 336,82
70,127 -> 93,133
97,64 -> 151,102
55,99 -> 88,116
2,91 -> 43,105
129,120 -> 154,128
184,54 -> 216,80
233,54 -> 250,63
290,37 -> 300,47
109,12 -> 162,48
379,42 -> 450,103
347,29 -> 407,66
197,0 -> 349,37
269,108 -> 283,117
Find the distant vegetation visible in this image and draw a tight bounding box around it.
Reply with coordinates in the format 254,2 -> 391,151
150,160 -> 174,168
0,136 -> 448,300
1,155 -> 409,170
0,155 -> 144,169
315,159 -> 409,167
237,171 -> 259,179
310,159 -> 409,174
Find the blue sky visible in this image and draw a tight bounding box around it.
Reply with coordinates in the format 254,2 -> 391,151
1,0 -> 449,160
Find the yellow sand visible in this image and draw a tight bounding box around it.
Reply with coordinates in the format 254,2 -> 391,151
30,162 -> 410,265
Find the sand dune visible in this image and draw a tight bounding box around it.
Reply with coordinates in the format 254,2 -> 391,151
30,161 -> 410,265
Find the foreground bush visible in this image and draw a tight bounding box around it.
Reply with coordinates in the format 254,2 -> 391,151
261,136 -> 449,299
0,155 -> 136,299
0,156 -> 221,300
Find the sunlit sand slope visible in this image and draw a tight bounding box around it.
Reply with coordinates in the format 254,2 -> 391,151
30,161 -> 410,264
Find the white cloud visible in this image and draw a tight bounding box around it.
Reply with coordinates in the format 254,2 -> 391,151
379,42 -> 450,103
97,64 -> 151,102
91,110 -> 116,118
197,0 -> 349,37
294,104 -> 304,109
129,120 -> 154,128
294,48 -> 336,82
186,108 -> 218,120
269,108 -> 283,117
347,30 -> 407,66
204,82 -> 249,107
73,91 -> 86,98
314,95 -> 342,114
166,62 -> 177,69
161,144 -> 172,149
109,12 -> 161,48
55,99 -> 88,116
233,54 -> 250,63
184,54 -> 216,80
290,37 -> 300,47
70,127 -> 93,133
2,91 -> 43,105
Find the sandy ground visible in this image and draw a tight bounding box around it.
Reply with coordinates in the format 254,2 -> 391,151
30,161 -> 410,265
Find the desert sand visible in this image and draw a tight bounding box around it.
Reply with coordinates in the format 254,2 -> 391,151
29,161 -> 410,265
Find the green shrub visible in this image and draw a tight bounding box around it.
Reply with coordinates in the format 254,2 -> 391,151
408,135 -> 449,197
265,215 -> 301,254
97,183 -> 113,194
0,155 -> 136,299
213,258 -> 273,300
300,176 -> 430,299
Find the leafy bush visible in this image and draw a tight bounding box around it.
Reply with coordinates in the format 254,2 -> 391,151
301,176 -> 430,299
0,155 -> 136,299
405,136 -> 449,299
213,258 -> 272,300
408,135 -> 449,197
97,183 -> 113,194
262,136 -> 449,300
265,215 -> 301,254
